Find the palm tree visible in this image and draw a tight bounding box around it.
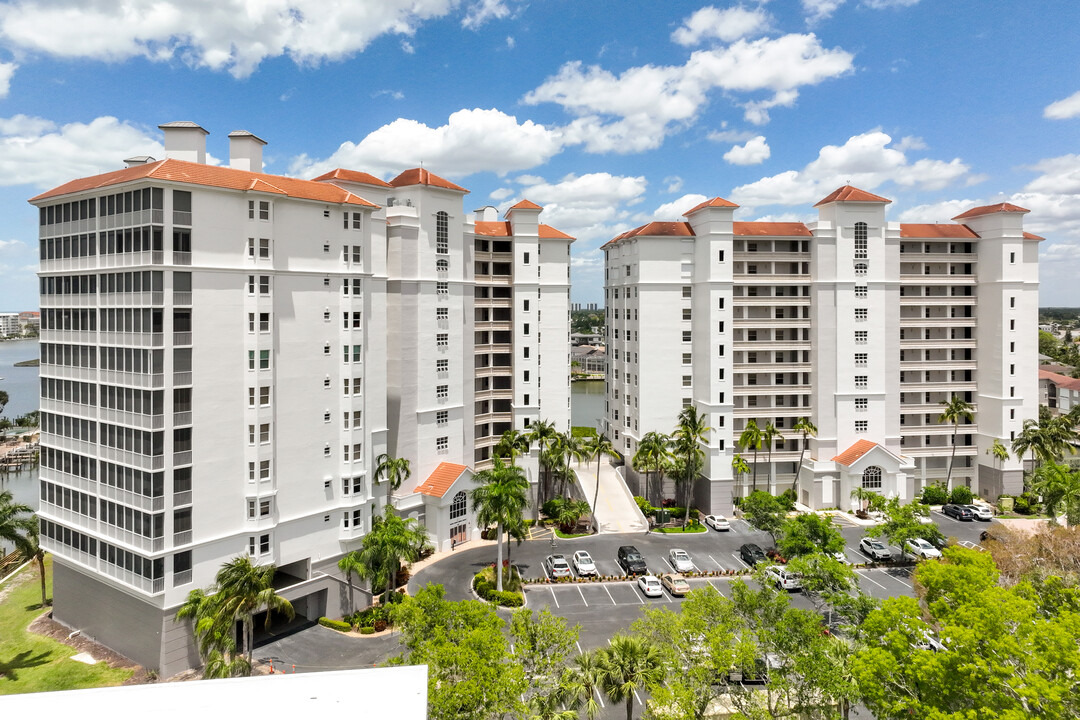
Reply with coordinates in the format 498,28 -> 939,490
176,587 -> 249,678
565,650 -> 606,720
472,456 -> 530,592
22,521 -> 47,609
632,431 -> 670,507
213,556 -> 295,668
597,635 -> 666,720
792,417 -> 817,505
738,420 -> 763,492
357,507 -> 429,604
762,421 -> 781,492
584,434 -> 616,533
374,453 -> 411,511
549,497 -> 591,534
0,492 -> 45,607
673,406 -> 711,528
938,396 -> 974,488
494,428 -> 531,464
850,486 -> 878,514
337,550 -> 364,615
1012,418 -> 1043,474
732,454 -> 750,497
555,433 -> 588,499
528,419 -> 559,512
987,438 -> 1010,472
1031,463 -> 1080,526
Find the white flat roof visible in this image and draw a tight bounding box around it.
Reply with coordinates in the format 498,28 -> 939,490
0,665 -> 427,716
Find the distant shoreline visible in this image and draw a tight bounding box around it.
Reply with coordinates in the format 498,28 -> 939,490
13,358 -> 39,367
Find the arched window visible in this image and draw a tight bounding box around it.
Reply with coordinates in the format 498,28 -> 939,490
436,258 -> 449,273
436,211 -> 449,255
854,222 -> 868,259
854,262 -> 868,276
862,465 -> 882,489
450,491 -> 467,520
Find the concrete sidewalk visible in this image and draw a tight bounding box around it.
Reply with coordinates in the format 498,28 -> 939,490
573,459 -> 648,534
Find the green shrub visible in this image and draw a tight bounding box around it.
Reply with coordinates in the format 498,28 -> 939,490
949,486 -> 974,505
634,496 -> 657,517
473,569 -> 525,606
571,426 -> 598,438
778,488 -> 797,511
921,483 -> 949,506
541,498 -> 562,519
493,590 -> 524,607
1014,497 -> 1031,514
359,626 -> 375,635
319,617 -> 352,632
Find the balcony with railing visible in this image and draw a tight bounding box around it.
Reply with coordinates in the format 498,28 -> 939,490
99,561 -> 165,595
98,370 -> 164,389
97,331 -> 164,348
99,483 -> 165,513
99,522 -> 164,553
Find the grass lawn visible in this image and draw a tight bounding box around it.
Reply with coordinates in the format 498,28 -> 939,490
655,523 -> 708,534
554,528 -> 593,539
0,557 -> 132,695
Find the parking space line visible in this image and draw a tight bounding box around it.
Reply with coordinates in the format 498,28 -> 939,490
549,586 -> 560,608
707,578 -> 723,594
578,586 -> 588,607
857,570 -> 888,590
708,554 -> 725,570
602,584 -> 616,605
732,553 -> 750,569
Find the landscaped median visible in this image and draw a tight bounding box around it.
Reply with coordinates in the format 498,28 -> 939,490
472,564 -> 525,607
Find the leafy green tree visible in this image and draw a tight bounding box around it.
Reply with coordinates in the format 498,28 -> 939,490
791,417 -> 817,505
356,506 -> 430,604
673,406 -> 711,528
510,608 -> 580,716
866,497 -> 944,549
777,512 -> 846,558
1040,329 -> 1061,358
0,389 -> 8,415
473,456 -> 529,591
849,486 -> 881,514
374,453 -> 411,510
740,490 -> 786,543
583,433 -> 616,533
176,586 -> 250,678
596,635 -> 665,720
938,395 -> 974,488
391,584 -> 526,720
853,547 -> 1080,720
545,496 -> 591,533
738,419 -> 763,492
785,552 -> 858,626
214,556 -> 295,667
564,650 -> 605,720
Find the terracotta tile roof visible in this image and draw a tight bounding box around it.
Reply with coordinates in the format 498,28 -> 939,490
311,168 -> 392,187
30,158 -> 378,207
1039,369 -> 1080,391
474,220 -> 575,240
951,202 -> 1029,220
684,196 -> 739,214
416,462 -> 469,498
389,168 -> 468,193
814,185 -> 892,207
733,221 -> 812,237
832,439 -> 880,466
509,198 -> 542,211
899,223 -> 979,239
1023,231 -> 1045,241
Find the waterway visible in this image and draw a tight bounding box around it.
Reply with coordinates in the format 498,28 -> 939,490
0,338 -> 40,555
571,379 -> 605,431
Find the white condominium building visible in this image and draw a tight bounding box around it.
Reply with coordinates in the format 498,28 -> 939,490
29,122 -> 572,675
603,186 -> 1039,514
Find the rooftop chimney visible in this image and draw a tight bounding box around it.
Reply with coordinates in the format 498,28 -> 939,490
158,121 -> 208,164
228,130 -> 267,173
123,156 -> 156,168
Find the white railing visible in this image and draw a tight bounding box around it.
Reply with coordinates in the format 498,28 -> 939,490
99,251 -> 159,269
173,530 -> 192,546
99,408 -> 164,431
173,372 -> 192,386
99,483 -> 164,513
40,364 -> 98,382
173,451 -> 192,466
98,446 -> 164,471
99,562 -> 164,595
173,411 -> 192,426
99,523 -> 164,553
40,432 -> 97,457
173,490 -> 192,506
173,569 -> 192,586
99,370 -> 164,389
98,331 -> 163,348
173,291 -> 192,306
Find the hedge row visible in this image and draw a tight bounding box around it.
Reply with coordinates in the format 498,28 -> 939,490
474,573 -> 525,607
319,617 -> 352,632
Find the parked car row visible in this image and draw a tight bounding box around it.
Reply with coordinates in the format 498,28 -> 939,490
942,503 -> 993,521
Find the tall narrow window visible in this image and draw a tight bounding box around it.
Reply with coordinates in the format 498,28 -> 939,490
436,211 -> 449,255
854,222 -> 868,259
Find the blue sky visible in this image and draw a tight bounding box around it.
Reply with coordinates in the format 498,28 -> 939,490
0,0 -> 1079,309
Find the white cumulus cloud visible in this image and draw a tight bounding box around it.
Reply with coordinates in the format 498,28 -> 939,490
0,115 -> 163,189
462,0 -> 511,30
723,135 -> 771,165
0,62 -> 16,98
644,194 -> 709,222
1044,90 -> 1080,120
290,108 -> 567,179
0,0 -> 462,78
671,5 -> 771,46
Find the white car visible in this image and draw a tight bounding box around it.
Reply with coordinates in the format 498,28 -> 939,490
903,538 -> 942,561
637,575 -> 663,597
915,511 -> 934,525
831,551 -> 852,565
704,514 -> 731,531
859,537 -> 892,561
765,566 -> 801,591
669,548 -> 694,573
964,504 -> 993,521
572,550 -> 596,576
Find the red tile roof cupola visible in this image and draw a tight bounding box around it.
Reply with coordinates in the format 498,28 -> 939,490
388,168 -> 468,193
814,185 -> 892,207
311,168 -> 393,187
508,198 -> 542,211
951,202 -> 1030,220
684,196 -> 739,215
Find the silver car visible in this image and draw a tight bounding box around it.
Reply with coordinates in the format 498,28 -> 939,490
964,504 -> 993,521
545,554 -> 573,579
859,537 -> 892,561
903,538 -> 942,561
669,548 -> 694,573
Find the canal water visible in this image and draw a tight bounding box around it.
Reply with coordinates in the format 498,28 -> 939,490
0,338 -> 40,554
571,379 -> 605,431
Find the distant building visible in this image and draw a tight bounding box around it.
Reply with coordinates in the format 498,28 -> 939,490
0,312 -> 19,337
571,331 -> 603,346
572,344 -> 607,374
586,302 -> 599,311
18,310 -> 40,333
1040,368 -> 1080,415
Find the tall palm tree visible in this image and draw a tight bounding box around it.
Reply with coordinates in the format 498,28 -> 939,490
850,486 -> 878,514
597,635 -> 666,720
528,419 -> 559,512
176,587 -> 249,678
374,453 -> 411,511
337,550 -> 364,614
494,428 -> 531,464
633,431 -> 670,506
213,556 -> 295,668
565,650 -> 606,720
0,492 -> 45,608
584,434 -> 616,533
472,456 -> 530,592
732,454 -> 750,497
792,417 -> 817,505
673,406 -> 711,528
987,438 -> 1010,471
761,421 -> 781,492
357,507 -> 429,604
1031,463 -> 1080,526
738,419 -> 763,492
557,433 -> 588,499
1012,418 -> 1043,472
938,396 -> 974,488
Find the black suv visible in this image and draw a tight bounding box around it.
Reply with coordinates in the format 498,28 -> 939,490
739,543 -> 767,566
942,504 -> 974,521
617,545 -> 648,575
